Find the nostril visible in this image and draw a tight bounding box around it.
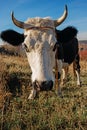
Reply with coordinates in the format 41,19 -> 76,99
49,80 -> 53,90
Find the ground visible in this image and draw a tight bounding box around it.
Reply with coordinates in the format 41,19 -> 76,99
0,45 -> 87,130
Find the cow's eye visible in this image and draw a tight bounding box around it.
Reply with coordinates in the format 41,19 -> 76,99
24,35 -> 27,38
24,44 -> 30,52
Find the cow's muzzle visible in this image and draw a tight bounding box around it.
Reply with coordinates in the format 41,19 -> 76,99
32,80 -> 53,91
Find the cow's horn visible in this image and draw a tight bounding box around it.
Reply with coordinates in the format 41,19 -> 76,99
54,5 -> 68,27
11,12 -> 32,29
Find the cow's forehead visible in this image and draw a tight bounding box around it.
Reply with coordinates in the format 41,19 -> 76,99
23,17 -> 57,48
25,17 -> 55,27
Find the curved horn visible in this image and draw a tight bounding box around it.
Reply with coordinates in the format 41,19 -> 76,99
11,12 -> 32,29
54,5 -> 68,27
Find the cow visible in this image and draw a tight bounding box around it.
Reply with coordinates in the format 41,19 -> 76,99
0,5 -> 68,99
55,26 -> 81,91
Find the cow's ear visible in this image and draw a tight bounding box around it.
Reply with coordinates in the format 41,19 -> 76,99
0,29 -> 24,46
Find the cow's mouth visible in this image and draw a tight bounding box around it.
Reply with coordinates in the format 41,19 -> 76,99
32,80 -> 53,91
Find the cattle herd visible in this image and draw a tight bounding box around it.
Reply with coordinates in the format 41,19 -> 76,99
0,5 -> 81,99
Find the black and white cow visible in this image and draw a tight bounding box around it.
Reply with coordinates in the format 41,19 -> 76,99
0,5 -> 68,99
54,26 -> 81,93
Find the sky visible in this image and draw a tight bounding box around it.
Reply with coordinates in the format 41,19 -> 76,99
0,0 -> 87,44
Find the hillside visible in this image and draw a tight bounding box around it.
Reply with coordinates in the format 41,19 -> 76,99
79,40 -> 87,44
79,40 -> 87,60
0,43 -> 25,56
79,40 -> 87,50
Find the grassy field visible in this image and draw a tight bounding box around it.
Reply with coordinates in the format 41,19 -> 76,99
0,53 -> 87,130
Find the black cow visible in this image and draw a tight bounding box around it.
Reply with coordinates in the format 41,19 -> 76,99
55,26 -> 81,94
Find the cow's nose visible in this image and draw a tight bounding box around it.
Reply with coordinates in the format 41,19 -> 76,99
32,80 -> 53,91
40,80 -> 53,91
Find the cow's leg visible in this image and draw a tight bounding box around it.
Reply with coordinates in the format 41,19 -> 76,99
73,54 -> 81,86
62,66 -> 69,85
28,88 -> 37,99
55,59 -> 62,96
28,81 -> 39,99
75,70 -> 81,86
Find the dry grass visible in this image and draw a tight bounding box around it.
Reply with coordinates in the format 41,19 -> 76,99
0,53 -> 87,130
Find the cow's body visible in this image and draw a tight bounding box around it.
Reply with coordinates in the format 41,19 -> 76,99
55,27 -> 81,92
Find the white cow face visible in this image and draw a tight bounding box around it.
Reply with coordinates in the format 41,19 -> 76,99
23,18 -> 56,90
0,6 -> 67,91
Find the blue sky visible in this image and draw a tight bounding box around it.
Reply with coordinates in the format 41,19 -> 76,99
0,0 -> 87,44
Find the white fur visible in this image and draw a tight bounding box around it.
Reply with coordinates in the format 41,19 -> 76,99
75,70 -> 81,86
23,17 -> 56,84
28,88 -> 36,99
25,17 -> 55,28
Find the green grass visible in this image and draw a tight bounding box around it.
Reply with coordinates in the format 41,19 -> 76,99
0,54 -> 87,130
